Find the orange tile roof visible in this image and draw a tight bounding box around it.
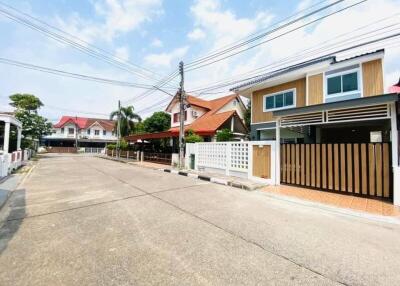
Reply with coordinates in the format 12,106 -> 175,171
167,94 -> 242,135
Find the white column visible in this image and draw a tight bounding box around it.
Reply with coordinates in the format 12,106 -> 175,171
17,127 -> 22,150
275,121 -> 280,185
3,122 -> 10,154
390,103 -> 400,206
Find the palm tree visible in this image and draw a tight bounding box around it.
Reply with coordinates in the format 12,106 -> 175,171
110,106 -> 142,137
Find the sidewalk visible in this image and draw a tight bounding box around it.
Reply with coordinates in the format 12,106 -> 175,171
0,174 -> 24,210
263,185 -> 400,217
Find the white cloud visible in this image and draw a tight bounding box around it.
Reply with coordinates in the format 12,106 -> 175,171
115,46 -> 130,61
187,28 -> 206,41
56,0 -> 163,43
145,46 -> 189,67
151,38 -> 163,48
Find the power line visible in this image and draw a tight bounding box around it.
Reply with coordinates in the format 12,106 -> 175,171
0,57 -> 177,95
0,3 -> 179,88
188,0 -> 332,63
186,0 -> 368,72
186,22 -> 400,94
43,105 -> 110,117
186,13 -> 400,93
186,0 -> 345,68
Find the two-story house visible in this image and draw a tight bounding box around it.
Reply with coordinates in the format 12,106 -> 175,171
43,116 -> 117,148
232,49 -> 400,205
125,94 -> 247,146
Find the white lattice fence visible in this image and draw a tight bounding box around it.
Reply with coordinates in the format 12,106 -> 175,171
230,142 -> 249,171
197,142 -> 227,169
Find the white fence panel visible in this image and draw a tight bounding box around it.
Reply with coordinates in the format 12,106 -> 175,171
197,142 -> 227,170
185,141 -> 278,184
230,142 -> 249,172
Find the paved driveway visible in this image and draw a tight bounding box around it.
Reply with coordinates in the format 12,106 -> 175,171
0,154 -> 399,286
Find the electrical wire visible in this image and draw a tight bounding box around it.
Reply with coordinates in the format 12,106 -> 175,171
186,0 -> 368,72
0,57 -> 177,95
0,3 -> 180,88
186,13 -> 400,93
186,0 -> 345,68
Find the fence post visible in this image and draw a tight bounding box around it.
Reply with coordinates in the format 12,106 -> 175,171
127,151 -> 129,159
226,143 -> 231,176
141,152 -> 144,162
111,149 -> 114,157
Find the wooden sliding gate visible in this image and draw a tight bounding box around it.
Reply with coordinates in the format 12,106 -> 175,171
280,143 -> 392,200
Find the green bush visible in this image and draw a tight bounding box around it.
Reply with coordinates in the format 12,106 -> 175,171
185,129 -> 203,143
216,128 -> 233,142
107,144 -> 116,150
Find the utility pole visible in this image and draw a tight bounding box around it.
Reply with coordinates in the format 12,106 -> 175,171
178,61 -> 185,169
116,100 -> 121,158
75,115 -> 78,150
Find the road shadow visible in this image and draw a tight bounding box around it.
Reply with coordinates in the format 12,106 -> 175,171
0,188 -> 26,255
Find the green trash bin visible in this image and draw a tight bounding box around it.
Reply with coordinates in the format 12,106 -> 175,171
190,154 -> 195,170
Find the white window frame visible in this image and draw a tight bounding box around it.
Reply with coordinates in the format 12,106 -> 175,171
263,88 -> 296,112
325,68 -> 361,99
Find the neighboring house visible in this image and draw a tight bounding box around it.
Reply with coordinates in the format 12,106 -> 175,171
232,49 -> 400,205
43,116 -> 117,148
0,112 -> 22,154
125,94 -> 247,144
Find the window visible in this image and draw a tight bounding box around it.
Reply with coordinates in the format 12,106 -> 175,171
87,129 -> 90,135
263,89 -> 295,111
103,130 -> 106,136
94,130 -> 100,136
327,71 -> 359,97
68,128 -> 74,135
173,111 -> 187,123
61,128 -> 64,134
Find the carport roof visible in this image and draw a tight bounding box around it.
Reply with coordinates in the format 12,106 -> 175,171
272,93 -> 399,117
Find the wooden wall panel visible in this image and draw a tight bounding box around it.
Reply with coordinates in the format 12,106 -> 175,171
252,145 -> 271,179
362,59 -> 384,97
346,144 -> 353,193
252,78 -> 306,123
307,73 -> 323,105
361,144 -> 368,195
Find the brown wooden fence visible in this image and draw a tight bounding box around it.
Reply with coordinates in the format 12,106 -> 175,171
143,152 -> 172,165
281,143 -> 392,200
107,150 -> 138,160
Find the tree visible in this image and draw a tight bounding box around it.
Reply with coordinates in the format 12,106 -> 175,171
143,111 -> 170,133
216,128 -> 233,142
244,99 -> 251,130
9,93 -> 43,113
185,129 -> 203,143
110,106 -> 142,137
9,93 -> 52,149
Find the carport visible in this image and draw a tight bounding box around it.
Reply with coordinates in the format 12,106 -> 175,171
272,94 -> 399,202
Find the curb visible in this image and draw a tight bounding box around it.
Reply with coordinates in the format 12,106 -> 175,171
163,168 -> 257,191
99,155 -> 261,191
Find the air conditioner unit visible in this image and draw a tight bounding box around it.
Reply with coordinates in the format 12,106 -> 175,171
191,110 -> 198,118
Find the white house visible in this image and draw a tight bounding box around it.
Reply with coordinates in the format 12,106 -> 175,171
43,116 -> 117,148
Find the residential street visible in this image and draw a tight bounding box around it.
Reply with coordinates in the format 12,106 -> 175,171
0,155 -> 399,286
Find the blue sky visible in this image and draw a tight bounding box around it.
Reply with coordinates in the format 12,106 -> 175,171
0,0 -> 399,122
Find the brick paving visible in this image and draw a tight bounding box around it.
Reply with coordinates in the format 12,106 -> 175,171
263,185 -> 400,217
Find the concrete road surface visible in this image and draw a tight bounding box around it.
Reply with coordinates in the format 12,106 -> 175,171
0,154 -> 399,286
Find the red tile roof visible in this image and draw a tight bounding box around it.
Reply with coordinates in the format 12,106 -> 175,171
53,116 -> 115,131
